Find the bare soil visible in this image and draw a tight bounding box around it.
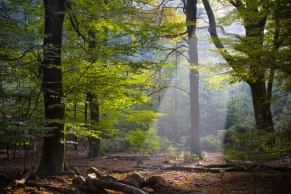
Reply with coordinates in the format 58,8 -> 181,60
0,150 -> 291,194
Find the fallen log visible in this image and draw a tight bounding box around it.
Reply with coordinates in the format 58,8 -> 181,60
73,175 -> 110,194
121,172 -> 145,187
88,177 -> 147,194
72,166 -> 82,175
6,166 -> 35,189
140,175 -> 179,194
140,175 -> 205,194
162,166 -> 237,173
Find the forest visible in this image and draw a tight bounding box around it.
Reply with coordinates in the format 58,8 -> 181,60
0,0 -> 291,193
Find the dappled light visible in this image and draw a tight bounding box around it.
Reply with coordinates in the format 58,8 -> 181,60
1,0 -> 291,193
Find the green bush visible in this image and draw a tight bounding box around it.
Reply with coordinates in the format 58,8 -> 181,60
102,131 -> 129,151
222,126 -> 282,166
164,145 -> 177,162
126,128 -> 160,158
200,135 -> 221,150
183,153 -> 199,162
175,135 -> 189,149
159,136 -> 173,151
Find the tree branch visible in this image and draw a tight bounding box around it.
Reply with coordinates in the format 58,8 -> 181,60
148,85 -> 189,96
0,47 -> 34,62
197,25 -> 242,40
201,0 -> 235,64
164,31 -> 187,38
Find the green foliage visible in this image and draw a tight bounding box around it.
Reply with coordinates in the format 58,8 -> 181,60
219,169 -> 226,178
101,131 -> 129,152
183,153 -> 199,162
222,124 -> 283,167
200,135 -> 222,151
122,110 -> 165,129
164,145 -> 177,162
126,128 -> 160,157
159,136 -> 173,151
177,135 -> 188,149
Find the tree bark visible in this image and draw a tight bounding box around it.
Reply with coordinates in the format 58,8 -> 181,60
249,81 -> 273,131
36,0 -> 67,175
184,0 -> 202,158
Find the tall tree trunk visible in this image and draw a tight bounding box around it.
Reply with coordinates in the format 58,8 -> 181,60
185,0 -> 202,158
36,0 -> 67,175
85,29 -> 105,158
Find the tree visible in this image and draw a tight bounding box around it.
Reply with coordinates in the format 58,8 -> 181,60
201,0 -> 275,131
184,0 -> 203,158
266,0 -> 291,88
36,0 -> 67,175
0,0 -> 45,161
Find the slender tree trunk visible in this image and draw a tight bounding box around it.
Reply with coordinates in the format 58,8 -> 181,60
84,29 -> 105,158
6,143 -> 9,159
73,104 -> 78,152
13,144 -> 16,158
73,136 -> 78,152
86,93 -> 105,158
36,0 -> 67,175
185,0 -> 202,158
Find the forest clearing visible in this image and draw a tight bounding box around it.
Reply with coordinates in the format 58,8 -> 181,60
0,150 -> 291,194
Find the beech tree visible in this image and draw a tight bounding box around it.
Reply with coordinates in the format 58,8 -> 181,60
0,0 -> 44,160
36,0 -> 67,174
201,0 -> 277,131
61,0 -> 184,159
183,0 -> 202,157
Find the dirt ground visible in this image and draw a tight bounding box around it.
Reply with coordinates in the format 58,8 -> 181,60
0,150 -> 291,194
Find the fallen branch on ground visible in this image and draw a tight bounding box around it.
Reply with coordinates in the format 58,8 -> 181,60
6,166 -> 35,189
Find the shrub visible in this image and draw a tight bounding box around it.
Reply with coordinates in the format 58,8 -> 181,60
200,135 -> 221,150
126,128 -> 160,158
184,153 -> 199,162
159,136 -> 173,151
222,125 -> 282,166
102,131 -> 129,152
164,145 -> 177,162
175,135 -> 189,149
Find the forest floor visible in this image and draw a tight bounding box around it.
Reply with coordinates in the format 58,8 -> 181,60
0,149 -> 291,194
